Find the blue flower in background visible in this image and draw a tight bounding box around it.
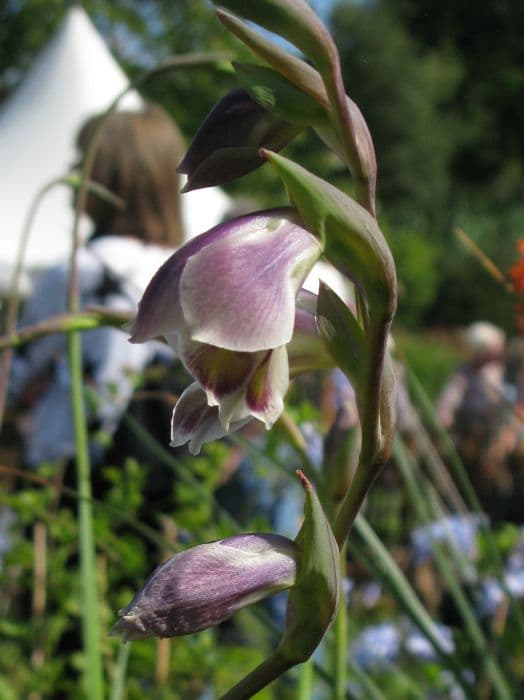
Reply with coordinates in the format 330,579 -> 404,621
410,514 -> 482,565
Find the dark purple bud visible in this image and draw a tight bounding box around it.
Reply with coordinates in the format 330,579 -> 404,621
111,533 -> 299,641
177,88 -> 299,191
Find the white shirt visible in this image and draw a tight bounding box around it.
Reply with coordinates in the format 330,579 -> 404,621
9,235 -> 173,466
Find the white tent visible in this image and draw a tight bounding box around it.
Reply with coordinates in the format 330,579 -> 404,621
0,6 -> 231,293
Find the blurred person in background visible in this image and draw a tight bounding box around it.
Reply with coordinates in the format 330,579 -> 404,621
436,322 -> 520,522
8,103 -> 185,471
501,336 -> 524,523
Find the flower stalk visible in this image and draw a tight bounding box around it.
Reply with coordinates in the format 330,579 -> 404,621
109,1 -> 400,695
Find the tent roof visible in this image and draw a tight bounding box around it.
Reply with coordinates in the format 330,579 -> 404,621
0,6 -> 230,293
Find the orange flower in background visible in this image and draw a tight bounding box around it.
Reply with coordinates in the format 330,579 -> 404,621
509,240 -> 524,331
509,258 -> 524,294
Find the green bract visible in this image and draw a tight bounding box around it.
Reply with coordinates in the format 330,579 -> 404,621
280,472 -> 340,662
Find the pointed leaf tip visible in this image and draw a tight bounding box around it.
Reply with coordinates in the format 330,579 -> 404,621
295,468 -> 312,490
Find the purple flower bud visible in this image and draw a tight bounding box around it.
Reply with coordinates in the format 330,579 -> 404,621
129,209 -> 324,451
177,89 -> 299,191
111,533 -> 299,641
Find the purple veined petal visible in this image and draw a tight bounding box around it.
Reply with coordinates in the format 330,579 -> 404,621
170,383 -> 250,455
111,533 -> 299,640
245,345 -> 289,428
180,212 -> 322,352
167,331 -> 264,430
128,208 -> 311,344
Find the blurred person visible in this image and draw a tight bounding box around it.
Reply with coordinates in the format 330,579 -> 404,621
8,103 -> 185,469
502,337 -> 524,523
436,322 -> 519,521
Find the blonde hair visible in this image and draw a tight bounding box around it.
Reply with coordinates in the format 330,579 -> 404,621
77,103 -> 185,247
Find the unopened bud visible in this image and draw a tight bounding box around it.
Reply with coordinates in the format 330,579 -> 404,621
111,533 -> 299,641
178,88 -> 298,191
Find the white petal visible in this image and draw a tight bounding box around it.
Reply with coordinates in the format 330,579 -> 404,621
170,383 -> 250,455
245,345 -> 290,428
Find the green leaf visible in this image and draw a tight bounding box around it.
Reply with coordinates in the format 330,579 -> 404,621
317,281 -> 367,397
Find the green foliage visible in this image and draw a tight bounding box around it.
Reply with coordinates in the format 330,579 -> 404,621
331,1 -> 461,228
3,0 -> 524,331
395,329 -> 463,399
387,0 -> 524,195
383,220 -> 440,327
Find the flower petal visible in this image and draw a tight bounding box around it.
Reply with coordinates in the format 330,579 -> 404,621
128,232 -> 220,342
129,208 -> 319,348
180,212 -> 322,352
170,383 -> 249,454
246,345 -> 289,428
169,332 -> 262,402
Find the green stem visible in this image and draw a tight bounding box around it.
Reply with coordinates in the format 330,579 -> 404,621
346,657 -> 386,700
109,642 -> 130,700
219,650 -> 294,700
0,308 -> 132,351
332,316 -> 393,548
297,659 -> 314,700
68,332 -> 104,699
393,437 -> 512,700
332,454 -> 380,548
334,545 -> 348,700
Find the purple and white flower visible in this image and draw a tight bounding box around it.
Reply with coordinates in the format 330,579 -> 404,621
130,209 -> 325,452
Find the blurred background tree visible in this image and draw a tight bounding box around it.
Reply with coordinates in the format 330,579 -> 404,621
2,0 -> 523,331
